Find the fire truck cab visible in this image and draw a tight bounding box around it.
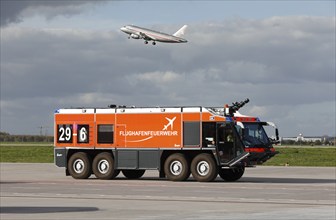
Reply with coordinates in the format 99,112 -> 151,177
235,116 -> 279,165
209,99 -> 279,166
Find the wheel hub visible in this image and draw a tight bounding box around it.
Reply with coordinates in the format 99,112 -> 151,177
73,159 -> 85,174
197,161 -> 210,176
170,161 -> 182,175
98,160 -> 109,174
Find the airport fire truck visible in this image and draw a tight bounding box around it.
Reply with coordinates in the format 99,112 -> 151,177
54,99 -> 279,182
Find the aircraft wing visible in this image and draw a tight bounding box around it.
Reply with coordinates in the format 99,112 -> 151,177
139,32 -> 156,41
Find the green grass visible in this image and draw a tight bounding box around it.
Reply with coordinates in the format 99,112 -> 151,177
263,147 -> 336,167
0,145 -> 54,163
0,142 -> 53,146
0,143 -> 335,166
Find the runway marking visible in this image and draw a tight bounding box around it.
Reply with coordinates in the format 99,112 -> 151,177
5,178 -> 333,187
2,193 -> 335,207
7,180 -> 335,194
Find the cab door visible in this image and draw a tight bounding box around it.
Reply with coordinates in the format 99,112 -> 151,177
115,124 -> 126,148
216,123 -> 249,166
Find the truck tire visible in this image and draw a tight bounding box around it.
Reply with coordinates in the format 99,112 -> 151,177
122,170 -> 145,179
218,166 -> 245,182
92,152 -> 117,180
164,153 -> 190,181
68,152 -> 91,179
191,153 -> 218,182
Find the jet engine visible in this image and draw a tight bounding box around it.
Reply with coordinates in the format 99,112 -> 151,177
130,34 -> 140,39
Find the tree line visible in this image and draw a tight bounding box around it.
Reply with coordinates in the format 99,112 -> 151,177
1,131 -> 334,146
0,132 -> 53,143
281,139 -> 335,146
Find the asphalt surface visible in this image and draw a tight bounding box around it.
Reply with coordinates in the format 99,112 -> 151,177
0,163 -> 335,220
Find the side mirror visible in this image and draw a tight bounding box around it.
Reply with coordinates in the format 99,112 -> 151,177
275,128 -> 279,141
269,138 -> 280,145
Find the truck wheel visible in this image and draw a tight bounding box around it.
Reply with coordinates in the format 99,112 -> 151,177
164,153 -> 190,181
92,152 -> 117,180
191,153 -> 218,182
218,166 -> 245,182
68,152 -> 91,179
122,170 -> 145,179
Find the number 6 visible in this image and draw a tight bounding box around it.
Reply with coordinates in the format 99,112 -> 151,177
79,127 -> 87,142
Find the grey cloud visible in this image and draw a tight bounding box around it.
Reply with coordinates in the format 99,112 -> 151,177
1,16 -> 335,136
0,0 -> 106,27
185,17 -> 334,84
0,1 -> 28,25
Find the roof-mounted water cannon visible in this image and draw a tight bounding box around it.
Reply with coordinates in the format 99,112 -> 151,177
224,98 -> 250,116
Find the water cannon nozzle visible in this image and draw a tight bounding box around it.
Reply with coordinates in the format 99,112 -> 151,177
226,98 -> 250,116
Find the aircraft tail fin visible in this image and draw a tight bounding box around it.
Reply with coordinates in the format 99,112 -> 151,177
173,25 -> 188,37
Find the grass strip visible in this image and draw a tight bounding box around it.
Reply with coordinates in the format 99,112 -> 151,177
264,147 -> 336,167
0,144 -> 335,166
0,145 -> 54,163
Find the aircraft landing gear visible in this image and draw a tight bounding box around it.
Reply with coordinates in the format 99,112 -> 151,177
144,41 -> 148,44
152,41 -> 156,45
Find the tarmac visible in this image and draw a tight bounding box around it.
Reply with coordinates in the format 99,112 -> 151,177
0,163 -> 335,220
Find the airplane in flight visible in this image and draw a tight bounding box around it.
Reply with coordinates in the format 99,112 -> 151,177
120,24 -> 188,45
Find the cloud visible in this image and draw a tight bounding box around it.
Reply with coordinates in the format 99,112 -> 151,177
0,0 -> 106,27
1,16 -> 335,136
129,71 -> 181,84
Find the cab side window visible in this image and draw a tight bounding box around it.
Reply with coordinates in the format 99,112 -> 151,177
97,124 -> 114,143
202,122 -> 216,147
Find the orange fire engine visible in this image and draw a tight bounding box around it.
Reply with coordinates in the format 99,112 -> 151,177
54,99 -> 278,182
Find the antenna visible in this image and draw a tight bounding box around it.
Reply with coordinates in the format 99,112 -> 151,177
37,126 -> 50,136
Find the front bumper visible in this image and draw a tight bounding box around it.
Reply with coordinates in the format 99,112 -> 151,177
245,149 -> 279,166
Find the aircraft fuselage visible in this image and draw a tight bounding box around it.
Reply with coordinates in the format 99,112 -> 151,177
121,25 -> 188,45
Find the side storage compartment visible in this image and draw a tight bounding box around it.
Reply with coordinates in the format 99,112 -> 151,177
115,149 -> 160,170
54,148 -> 67,167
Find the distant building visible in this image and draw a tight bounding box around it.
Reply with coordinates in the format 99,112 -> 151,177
281,134 -> 335,145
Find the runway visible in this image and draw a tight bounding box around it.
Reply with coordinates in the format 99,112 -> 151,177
1,163 -> 335,220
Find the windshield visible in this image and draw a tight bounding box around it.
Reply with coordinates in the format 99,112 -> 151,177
241,123 -> 270,147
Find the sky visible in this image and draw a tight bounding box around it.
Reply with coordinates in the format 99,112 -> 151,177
0,0 -> 335,137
